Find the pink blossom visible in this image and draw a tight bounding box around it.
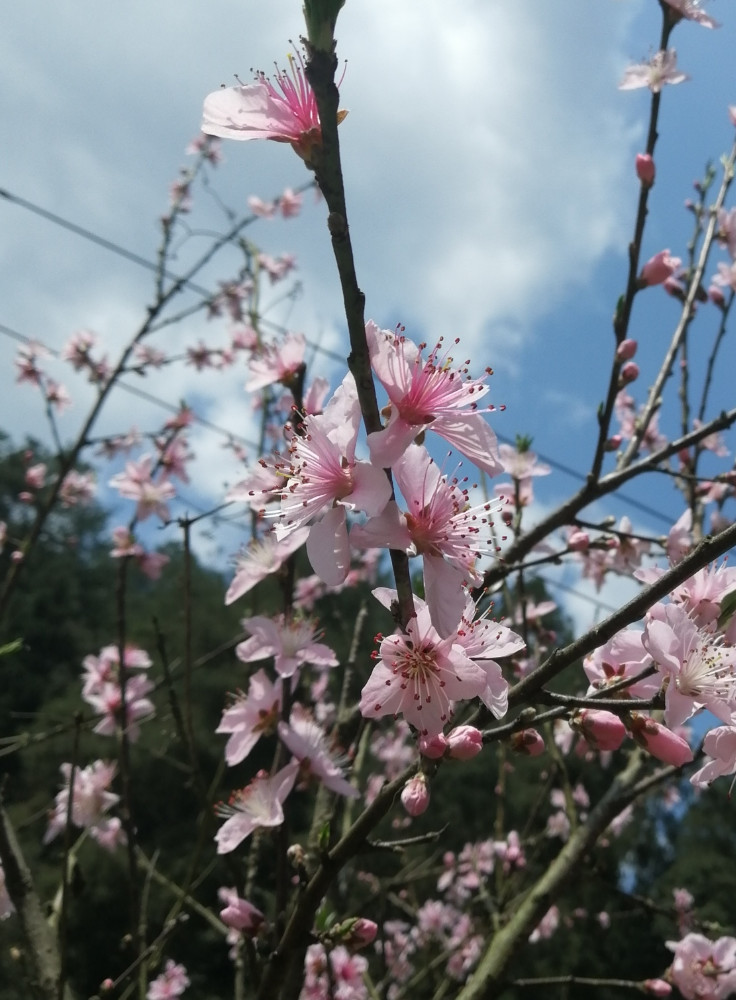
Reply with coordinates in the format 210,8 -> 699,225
59,470 -> 96,507
351,446 -> 500,635
236,614 -> 337,678
202,50 -> 347,165
279,187 -> 302,217
667,933 -> 736,1000
147,960 -> 190,1000
218,887 -> 264,937
661,0 -> 720,29
245,332 -> 306,391
278,706 -> 358,798
643,602 -> 736,726
619,49 -> 689,93
85,672 -> 155,742
667,509 -> 693,564
529,905 -> 559,944
44,761 -> 121,847
45,379 -> 72,412
365,321 -> 502,477
225,527 -> 309,604
401,773 -> 430,816
217,669 -> 282,766
360,599 -> 487,736
713,261 -> 736,293
186,133 -> 222,163
453,594 -> 525,717
691,725 -> 736,788
215,761 -> 299,853
248,195 -> 276,218
273,373 -> 392,587
718,207 -> 736,258
24,463 -> 46,490
15,341 -> 49,385
109,455 -> 175,522
640,249 -> 682,287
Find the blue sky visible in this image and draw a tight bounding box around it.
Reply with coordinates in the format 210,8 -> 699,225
2,0 -> 735,622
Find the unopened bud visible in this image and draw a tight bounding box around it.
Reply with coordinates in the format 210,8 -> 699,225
618,361 -> 639,387
567,528 -> 590,552
401,773 -> 429,816
572,709 -> 626,752
332,917 -> 379,951
511,729 -> 545,756
616,338 -> 637,362
605,434 -> 623,452
446,725 -> 483,760
642,979 -> 672,997
635,153 -> 655,186
628,713 -> 693,766
418,733 -> 448,759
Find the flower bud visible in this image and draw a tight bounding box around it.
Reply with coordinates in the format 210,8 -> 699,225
567,528 -> 590,552
401,773 -> 429,816
640,250 -> 681,287
418,733 -> 448,759
511,729 -> 545,756
343,918 -> 378,951
709,284 -> 726,308
446,725 -> 483,760
628,713 -> 693,766
616,338 -> 638,361
605,434 -> 623,452
642,979 -> 672,997
635,153 -> 655,187
618,361 -> 640,387
573,709 -> 626,752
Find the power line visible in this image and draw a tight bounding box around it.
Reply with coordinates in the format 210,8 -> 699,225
1,189 -> 676,526
0,185 -> 346,364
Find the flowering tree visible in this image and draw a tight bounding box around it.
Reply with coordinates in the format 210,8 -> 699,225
3,1 -> 736,999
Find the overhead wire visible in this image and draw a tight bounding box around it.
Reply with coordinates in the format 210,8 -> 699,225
1,186 -> 683,536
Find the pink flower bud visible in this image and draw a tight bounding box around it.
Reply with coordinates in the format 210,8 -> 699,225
446,725 -> 483,760
418,733 -> 448,759
635,153 -> 656,186
729,105 -> 736,128
401,773 -> 429,816
628,714 -> 693,766
616,338 -> 638,361
349,918 -> 378,950
643,979 -> 672,997
567,528 -> 590,552
709,284 -> 726,307
605,434 -> 623,452
511,729 -> 545,756
619,361 -> 640,386
640,250 -> 681,287
573,709 -> 626,751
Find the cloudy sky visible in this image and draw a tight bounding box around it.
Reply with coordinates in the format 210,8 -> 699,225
2,0 -> 735,622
